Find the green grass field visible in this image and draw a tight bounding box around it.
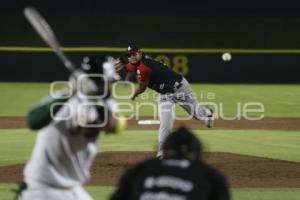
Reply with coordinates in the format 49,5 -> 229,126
1,183 -> 300,200
0,129 -> 300,166
0,129 -> 299,199
1,83 -> 300,117
0,83 -> 299,200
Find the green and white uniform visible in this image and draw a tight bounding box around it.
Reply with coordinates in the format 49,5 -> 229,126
20,95 -> 117,200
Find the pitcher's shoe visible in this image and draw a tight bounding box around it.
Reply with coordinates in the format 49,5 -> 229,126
205,116 -> 214,128
157,151 -> 164,160
157,155 -> 164,160
204,106 -> 214,128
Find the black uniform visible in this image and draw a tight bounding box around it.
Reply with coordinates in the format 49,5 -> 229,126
125,57 -> 183,94
110,155 -> 230,200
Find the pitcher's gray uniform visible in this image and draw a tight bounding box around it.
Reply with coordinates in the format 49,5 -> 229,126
19,56 -> 120,200
156,77 -> 213,157
122,45 -> 214,158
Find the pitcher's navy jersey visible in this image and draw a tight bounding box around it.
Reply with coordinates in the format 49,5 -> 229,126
110,156 -> 230,200
126,57 -> 183,94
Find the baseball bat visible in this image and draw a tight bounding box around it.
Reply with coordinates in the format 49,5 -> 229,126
23,6 -> 76,71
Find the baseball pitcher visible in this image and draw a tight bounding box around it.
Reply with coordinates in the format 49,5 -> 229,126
115,45 -> 214,158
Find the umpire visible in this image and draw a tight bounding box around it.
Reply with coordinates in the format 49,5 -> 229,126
110,126 -> 230,200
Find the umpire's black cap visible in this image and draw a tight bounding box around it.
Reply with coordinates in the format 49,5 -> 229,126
162,126 -> 202,155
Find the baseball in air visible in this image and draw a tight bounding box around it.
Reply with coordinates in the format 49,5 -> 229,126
222,53 -> 232,62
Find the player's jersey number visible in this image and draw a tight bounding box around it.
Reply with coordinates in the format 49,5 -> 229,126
154,55 -> 189,76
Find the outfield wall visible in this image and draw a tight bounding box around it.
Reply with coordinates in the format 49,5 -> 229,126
1,2 -> 300,83
0,49 -> 299,83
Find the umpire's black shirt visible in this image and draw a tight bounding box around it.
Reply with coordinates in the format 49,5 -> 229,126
110,155 -> 230,200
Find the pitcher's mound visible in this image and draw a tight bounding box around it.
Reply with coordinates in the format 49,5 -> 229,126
1,152 -> 300,188
90,152 -> 300,187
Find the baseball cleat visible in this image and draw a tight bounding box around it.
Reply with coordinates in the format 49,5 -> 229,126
157,155 -> 164,160
205,116 -> 214,128
204,106 -> 214,128
156,151 -> 164,160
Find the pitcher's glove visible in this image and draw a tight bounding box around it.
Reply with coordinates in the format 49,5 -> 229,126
114,56 -> 128,73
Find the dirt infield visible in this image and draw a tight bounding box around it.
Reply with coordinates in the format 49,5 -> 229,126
1,117 -> 299,188
1,116 -> 300,131
1,152 -> 300,188
0,117 -> 25,129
